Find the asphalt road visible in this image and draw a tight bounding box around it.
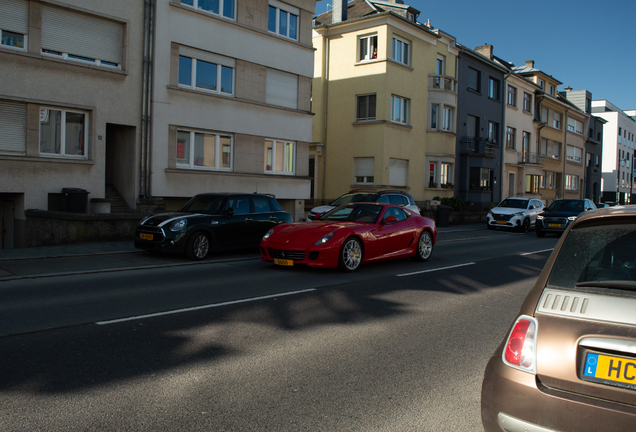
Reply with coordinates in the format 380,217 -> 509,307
0,226 -> 560,431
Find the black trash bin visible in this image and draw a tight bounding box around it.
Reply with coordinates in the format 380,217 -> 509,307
436,205 -> 451,227
62,188 -> 90,213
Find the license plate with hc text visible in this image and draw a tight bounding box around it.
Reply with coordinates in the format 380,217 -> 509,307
274,258 -> 293,266
583,352 -> 636,390
140,233 -> 153,240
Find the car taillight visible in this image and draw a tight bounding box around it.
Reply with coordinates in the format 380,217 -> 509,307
502,315 -> 537,374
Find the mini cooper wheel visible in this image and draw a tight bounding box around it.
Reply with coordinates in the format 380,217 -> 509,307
519,218 -> 530,233
411,230 -> 433,262
338,237 -> 363,272
186,232 -> 210,260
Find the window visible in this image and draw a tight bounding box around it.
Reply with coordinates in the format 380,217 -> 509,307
392,36 -> 410,66
177,129 -> 232,170
566,145 -> 582,163
539,172 -> 546,189
442,107 -> 453,131
523,93 -> 532,112
525,175 -> 540,193
434,55 -> 445,88
39,107 -> 88,157
538,79 -> 544,90
264,139 -> 295,174
389,158 -> 408,186
268,2 -> 298,39
440,163 -> 452,186
488,121 -> 499,144
391,95 -> 409,124
540,138 -> 548,156
553,112 -> 562,129
356,94 -> 376,120
178,55 -> 234,95
429,162 -> 437,187
587,152 -> 592,167
0,0 -> 28,50
430,105 -> 438,129
470,167 -> 491,190
549,85 -> 555,96
506,127 -> 516,149
551,141 -> 561,160
467,67 -> 480,91
541,107 -> 548,123
181,0 -> 235,20
0,100 -> 26,154
354,157 -> 374,184
507,86 -> 517,107
358,35 -> 378,61
41,5 -> 123,68
566,175 -> 579,190
522,131 -> 531,154
488,77 -> 500,100
567,118 -> 583,135
546,171 -> 555,189
266,69 -> 298,109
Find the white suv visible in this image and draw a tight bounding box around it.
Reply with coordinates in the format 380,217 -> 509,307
486,197 -> 544,233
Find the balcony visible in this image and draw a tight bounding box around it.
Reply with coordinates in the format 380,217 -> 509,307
429,75 -> 457,93
519,152 -> 544,165
460,137 -> 496,158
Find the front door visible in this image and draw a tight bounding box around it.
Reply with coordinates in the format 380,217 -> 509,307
508,172 -> 515,197
1,199 -> 15,250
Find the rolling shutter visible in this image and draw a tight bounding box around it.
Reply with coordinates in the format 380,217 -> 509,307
41,4 -> 123,64
179,46 -> 235,68
389,159 -> 408,186
0,100 -> 27,153
0,0 -> 29,34
266,69 -> 298,109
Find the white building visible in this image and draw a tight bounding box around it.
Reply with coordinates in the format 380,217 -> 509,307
591,100 -> 636,204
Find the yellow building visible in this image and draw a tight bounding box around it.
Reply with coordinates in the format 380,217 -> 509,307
310,0 -> 458,208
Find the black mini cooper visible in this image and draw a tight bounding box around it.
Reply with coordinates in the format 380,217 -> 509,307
135,193 -> 292,260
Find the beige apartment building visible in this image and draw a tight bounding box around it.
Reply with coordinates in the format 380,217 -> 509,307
311,0 -> 459,207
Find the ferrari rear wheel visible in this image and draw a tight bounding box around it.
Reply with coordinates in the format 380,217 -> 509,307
339,237 -> 363,272
411,230 -> 433,262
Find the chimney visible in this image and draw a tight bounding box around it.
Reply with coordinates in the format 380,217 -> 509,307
525,60 -> 535,69
475,44 -> 493,59
565,86 -> 572,91
332,0 -> 347,24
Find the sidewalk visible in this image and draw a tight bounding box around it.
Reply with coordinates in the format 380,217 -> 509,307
0,223 -> 486,262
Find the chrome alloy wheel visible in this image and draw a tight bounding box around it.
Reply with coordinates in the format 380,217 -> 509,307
192,233 -> 209,259
418,231 -> 432,260
342,238 -> 362,271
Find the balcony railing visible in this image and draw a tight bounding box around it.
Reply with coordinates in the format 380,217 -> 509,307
429,75 -> 457,93
518,152 -> 544,165
460,137 -> 495,157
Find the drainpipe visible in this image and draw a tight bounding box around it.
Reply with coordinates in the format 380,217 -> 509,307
501,71 -> 511,199
562,107 -> 569,199
140,0 -> 155,200
321,33 -> 330,204
535,94 -> 546,200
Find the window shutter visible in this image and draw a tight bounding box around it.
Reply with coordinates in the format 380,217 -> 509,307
0,0 -> 29,34
41,5 -> 123,64
389,159 -> 408,186
354,158 -> 374,177
266,70 -> 298,109
0,100 -> 27,153
179,46 -> 235,68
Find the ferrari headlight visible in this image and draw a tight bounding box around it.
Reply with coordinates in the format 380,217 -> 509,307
315,232 -> 335,245
262,228 -> 275,241
170,219 -> 188,231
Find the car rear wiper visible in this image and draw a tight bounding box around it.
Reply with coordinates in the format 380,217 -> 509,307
575,281 -> 636,291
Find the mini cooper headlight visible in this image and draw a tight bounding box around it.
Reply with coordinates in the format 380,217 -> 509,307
315,232 -> 335,245
262,228 -> 275,241
170,219 -> 188,231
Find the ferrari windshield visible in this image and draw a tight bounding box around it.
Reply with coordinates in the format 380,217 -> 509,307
497,199 -> 529,209
320,204 -> 382,223
179,195 -> 225,214
547,223 -> 636,290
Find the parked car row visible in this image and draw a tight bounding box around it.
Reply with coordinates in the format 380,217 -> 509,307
135,191 -> 436,271
487,197 -> 603,237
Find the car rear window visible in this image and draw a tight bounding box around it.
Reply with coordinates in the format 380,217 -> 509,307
547,223 -> 636,291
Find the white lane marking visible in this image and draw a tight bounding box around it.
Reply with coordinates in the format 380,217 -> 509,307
397,262 -> 475,277
521,248 -> 554,256
96,288 -> 317,325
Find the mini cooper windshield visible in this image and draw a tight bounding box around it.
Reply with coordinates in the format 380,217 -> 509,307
179,195 -> 225,214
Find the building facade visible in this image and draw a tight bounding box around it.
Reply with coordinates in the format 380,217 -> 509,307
150,0 -> 317,221
311,0 -> 459,208
0,0 -> 146,248
592,100 -> 636,204
455,44 -> 507,210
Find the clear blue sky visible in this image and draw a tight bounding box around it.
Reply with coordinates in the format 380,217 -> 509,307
315,0 -> 636,111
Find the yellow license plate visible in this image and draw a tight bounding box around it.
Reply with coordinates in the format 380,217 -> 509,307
583,352 -> 636,389
140,233 -> 153,240
496,221 -> 507,224
548,224 -> 562,228
274,258 -> 293,266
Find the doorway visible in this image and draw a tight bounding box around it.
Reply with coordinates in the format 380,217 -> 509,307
508,172 -> 515,197
1,199 -> 15,250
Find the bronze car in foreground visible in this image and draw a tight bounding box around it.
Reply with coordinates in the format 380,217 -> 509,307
481,206 -> 636,432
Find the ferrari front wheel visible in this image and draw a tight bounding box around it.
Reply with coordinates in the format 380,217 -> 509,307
339,237 -> 363,272
411,230 -> 433,262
